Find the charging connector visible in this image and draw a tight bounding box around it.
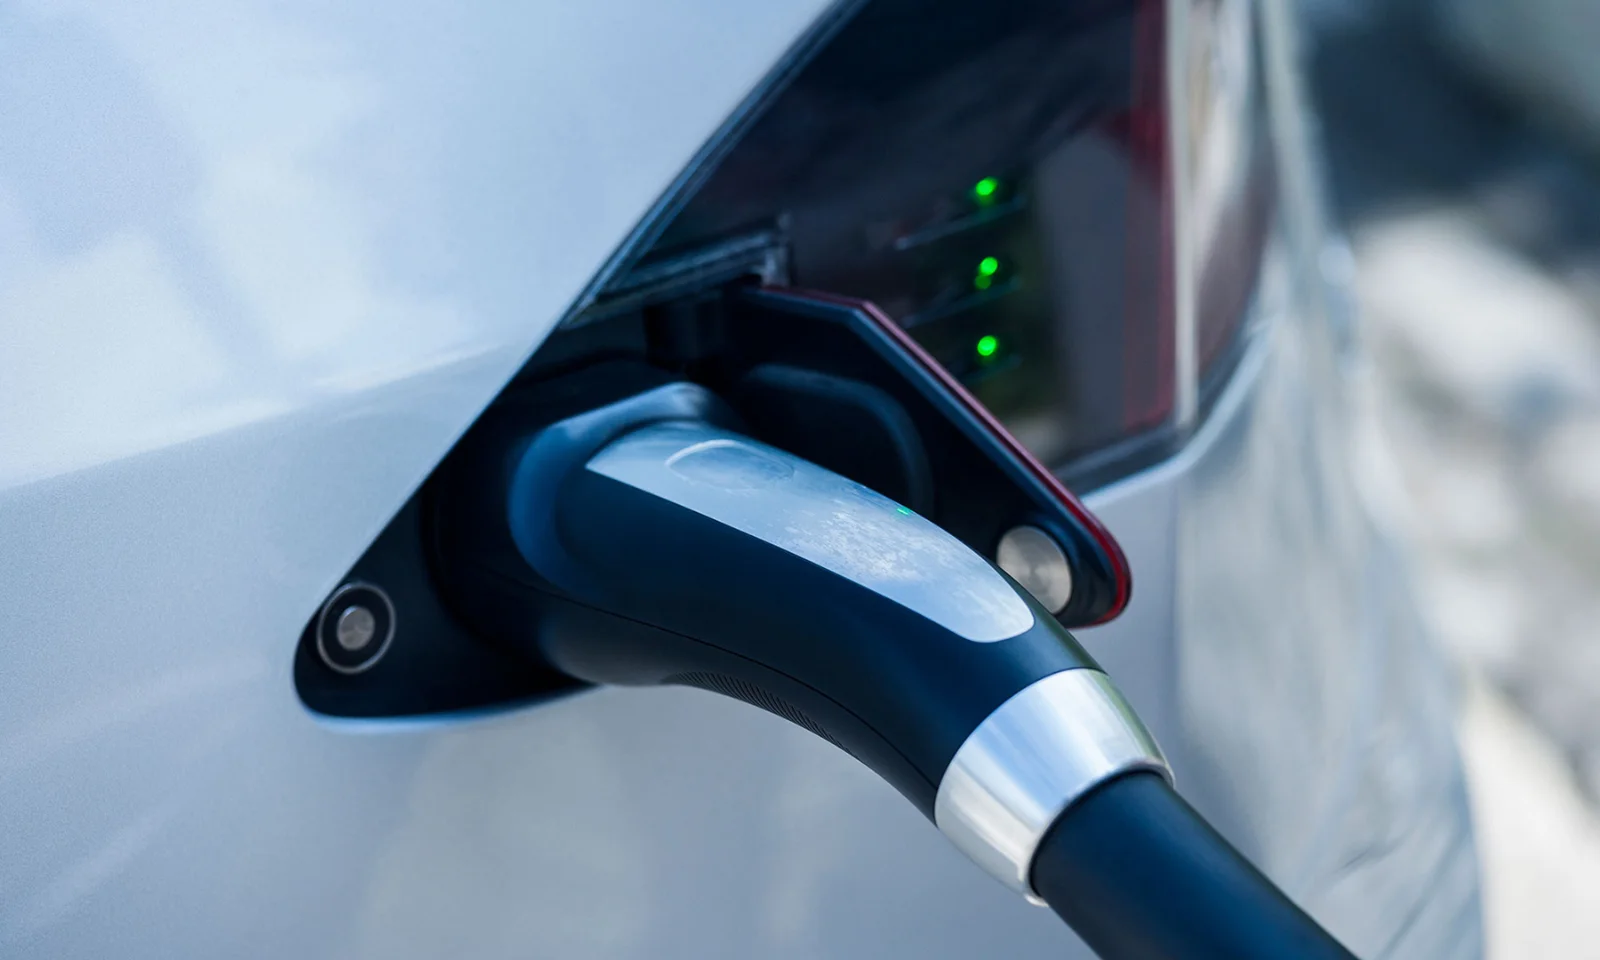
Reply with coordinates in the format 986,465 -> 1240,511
436,386 -> 1355,958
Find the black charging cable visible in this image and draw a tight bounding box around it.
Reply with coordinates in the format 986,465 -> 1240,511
1034,772 -> 1356,959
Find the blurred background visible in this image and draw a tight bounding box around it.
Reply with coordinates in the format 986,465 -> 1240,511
1302,0 -> 1600,954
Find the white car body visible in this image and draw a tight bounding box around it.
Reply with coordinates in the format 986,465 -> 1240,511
0,1 -> 1479,956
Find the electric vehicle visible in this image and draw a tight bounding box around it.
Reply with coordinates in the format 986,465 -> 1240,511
0,0 -> 1481,956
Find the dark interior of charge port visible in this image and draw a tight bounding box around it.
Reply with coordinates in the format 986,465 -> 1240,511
580,0 -> 1167,467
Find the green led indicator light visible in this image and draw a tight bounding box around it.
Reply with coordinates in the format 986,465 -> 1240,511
976,334 -> 1000,359
973,177 -> 1000,205
974,255 -> 1000,291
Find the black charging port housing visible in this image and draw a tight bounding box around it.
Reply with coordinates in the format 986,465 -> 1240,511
295,279 -> 1128,719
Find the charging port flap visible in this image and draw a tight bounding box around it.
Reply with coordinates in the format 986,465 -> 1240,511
713,285 -> 1130,628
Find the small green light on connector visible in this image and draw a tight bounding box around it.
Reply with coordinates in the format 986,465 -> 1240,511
973,255 -> 1001,291
976,334 -> 1000,360
972,177 -> 1000,205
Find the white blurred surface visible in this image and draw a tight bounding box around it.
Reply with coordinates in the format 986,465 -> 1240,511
1461,678 -> 1600,959
1351,207 -> 1600,958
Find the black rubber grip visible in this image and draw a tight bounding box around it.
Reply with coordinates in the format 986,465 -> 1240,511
1031,773 -> 1359,960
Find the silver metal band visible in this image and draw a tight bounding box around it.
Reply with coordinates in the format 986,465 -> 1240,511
934,669 -> 1172,901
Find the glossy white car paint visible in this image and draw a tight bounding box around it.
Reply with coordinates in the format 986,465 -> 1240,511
0,0 -> 831,952
0,1 -> 1479,957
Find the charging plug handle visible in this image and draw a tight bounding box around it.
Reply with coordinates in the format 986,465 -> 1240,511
476,387 -> 1153,820
444,385 -> 1353,958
